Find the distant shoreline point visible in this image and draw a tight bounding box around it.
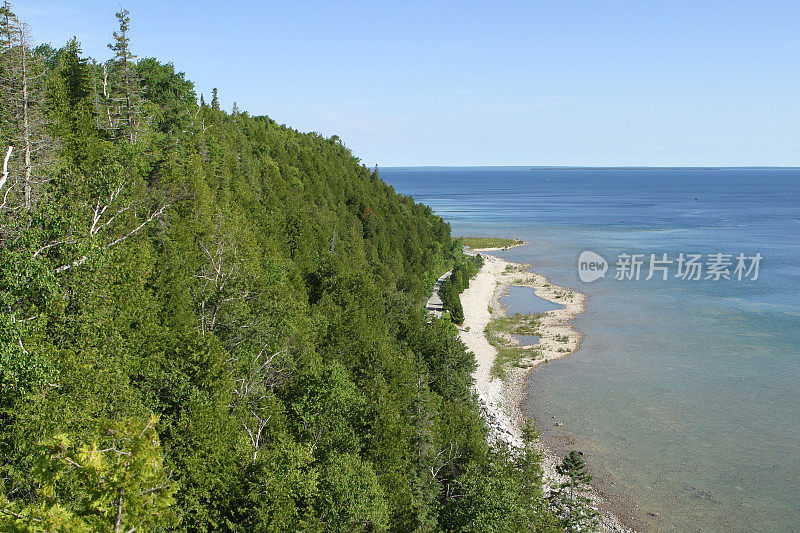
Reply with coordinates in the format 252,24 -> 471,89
460,236 -> 525,252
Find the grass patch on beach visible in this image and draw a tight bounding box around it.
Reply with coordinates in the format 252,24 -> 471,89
459,236 -> 523,249
492,346 -> 543,380
485,313 -> 544,380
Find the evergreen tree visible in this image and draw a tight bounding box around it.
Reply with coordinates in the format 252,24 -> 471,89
105,8 -> 143,143
549,451 -> 600,531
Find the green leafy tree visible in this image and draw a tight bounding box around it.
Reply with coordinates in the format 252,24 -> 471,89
231,438 -> 321,531
0,416 -> 176,532
439,253 -> 482,324
556,451 -> 593,497
316,453 -> 389,532
442,445 -> 559,533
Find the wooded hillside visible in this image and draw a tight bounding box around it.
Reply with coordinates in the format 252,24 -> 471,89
0,5 -> 567,531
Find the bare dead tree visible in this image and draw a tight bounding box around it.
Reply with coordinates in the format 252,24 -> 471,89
192,217 -> 294,460
192,216 -> 259,342
0,4 -> 57,211
0,145 -> 12,234
24,161 -> 171,273
53,187 -> 169,273
0,6 -> 168,271
231,346 -> 292,459
102,62 -> 109,98
18,16 -> 29,207
195,232 -> 237,336
429,441 -> 460,484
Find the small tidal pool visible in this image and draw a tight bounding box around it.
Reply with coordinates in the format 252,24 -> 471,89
501,285 -> 564,315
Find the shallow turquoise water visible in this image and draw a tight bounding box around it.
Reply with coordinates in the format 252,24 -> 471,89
382,167 -> 800,532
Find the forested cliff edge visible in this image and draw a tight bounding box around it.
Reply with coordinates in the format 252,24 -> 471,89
0,6 -> 582,532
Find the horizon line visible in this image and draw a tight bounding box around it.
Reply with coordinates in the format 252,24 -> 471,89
377,165 -> 800,170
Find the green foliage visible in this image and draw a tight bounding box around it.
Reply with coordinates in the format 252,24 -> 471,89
442,445 -> 559,533
231,439 -> 320,531
316,453 -> 389,532
1,416 -> 176,532
557,451 -> 593,487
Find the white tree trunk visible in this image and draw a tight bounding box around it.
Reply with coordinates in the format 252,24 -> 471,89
0,146 -> 12,193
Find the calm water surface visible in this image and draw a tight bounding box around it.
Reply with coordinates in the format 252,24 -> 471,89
511,334 -> 540,346
502,285 -> 565,315
382,167 -> 800,533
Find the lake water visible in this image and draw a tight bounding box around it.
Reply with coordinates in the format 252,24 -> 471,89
502,285 -> 565,315
382,167 -> 800,533
512,334 -> 540,346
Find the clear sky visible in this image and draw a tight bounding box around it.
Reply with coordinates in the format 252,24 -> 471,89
14,0 -> 800,167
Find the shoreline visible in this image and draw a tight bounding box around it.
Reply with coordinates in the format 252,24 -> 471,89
458,251 -> 635,533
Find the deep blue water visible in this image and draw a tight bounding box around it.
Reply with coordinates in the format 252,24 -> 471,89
382,167 -> 800,533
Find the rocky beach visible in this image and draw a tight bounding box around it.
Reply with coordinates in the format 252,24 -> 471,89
459,249 -> 633,533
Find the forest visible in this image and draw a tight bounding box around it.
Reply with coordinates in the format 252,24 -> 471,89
0,4 -> 587,532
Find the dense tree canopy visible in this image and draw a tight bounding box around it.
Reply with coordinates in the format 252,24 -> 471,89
0,5 -> 572,531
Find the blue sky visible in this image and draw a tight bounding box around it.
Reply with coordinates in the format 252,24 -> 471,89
14,0 -> 800,166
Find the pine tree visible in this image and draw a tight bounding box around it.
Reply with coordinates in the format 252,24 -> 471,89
104,8 -> 143,143
211,87 -> 219,110
549,450 -> 600,531
556,450 -> 593,498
